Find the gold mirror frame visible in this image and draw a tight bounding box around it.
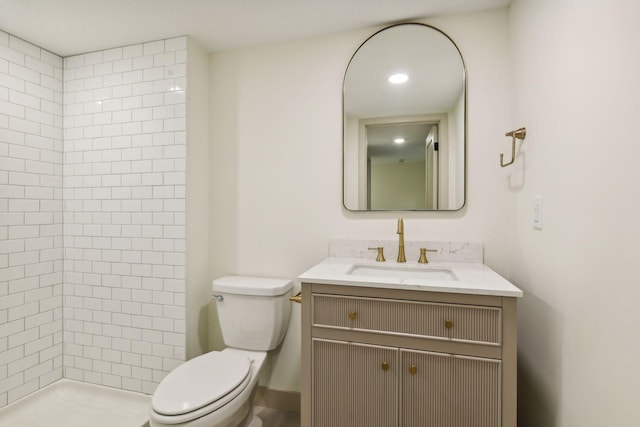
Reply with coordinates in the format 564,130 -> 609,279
342,23 -> 467,211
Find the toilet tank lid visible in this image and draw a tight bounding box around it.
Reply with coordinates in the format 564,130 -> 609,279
212,276 -> 293,296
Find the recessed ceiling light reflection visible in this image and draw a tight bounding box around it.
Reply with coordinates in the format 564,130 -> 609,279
394,138 -> 406,144
388,73 -> 409,84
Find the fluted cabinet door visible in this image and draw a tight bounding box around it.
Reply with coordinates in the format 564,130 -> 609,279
400,349 -> 501,427
312,339 -> 398,427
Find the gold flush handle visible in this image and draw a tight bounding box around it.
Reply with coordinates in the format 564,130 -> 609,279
289,291 -> 302,304
445,319 -> 454,329
409,364 -> 417,375
381,361 -> 389,371
348,311 -> 357,320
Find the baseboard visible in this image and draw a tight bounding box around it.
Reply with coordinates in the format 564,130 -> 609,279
254,386 -> 301,413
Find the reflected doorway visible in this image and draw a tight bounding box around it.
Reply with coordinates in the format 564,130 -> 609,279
365,122 -> 439,210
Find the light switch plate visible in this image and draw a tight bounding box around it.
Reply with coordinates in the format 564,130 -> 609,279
533,196 -> 543,230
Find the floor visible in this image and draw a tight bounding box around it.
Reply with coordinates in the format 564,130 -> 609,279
0,380 -> 301,427
254,406 -> 301,427
0,379 -> 149,427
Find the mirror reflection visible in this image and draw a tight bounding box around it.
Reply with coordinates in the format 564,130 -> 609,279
343,23 -> 466,211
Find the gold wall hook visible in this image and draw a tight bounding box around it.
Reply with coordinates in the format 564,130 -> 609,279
500,127 -> 526,167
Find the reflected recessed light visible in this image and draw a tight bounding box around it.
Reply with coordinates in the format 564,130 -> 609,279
388,73 -> 409,84
394,138 -> 405,144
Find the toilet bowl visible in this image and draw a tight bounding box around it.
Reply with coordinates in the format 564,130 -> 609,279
148,276 -> 292,427
149,349 -> 266,427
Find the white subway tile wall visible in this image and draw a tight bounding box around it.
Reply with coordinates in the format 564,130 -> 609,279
62,37 -> 187,395
0,32 -> 64,407
1,33 -> 189,408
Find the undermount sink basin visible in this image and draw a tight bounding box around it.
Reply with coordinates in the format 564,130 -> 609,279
346,264 -> 458,281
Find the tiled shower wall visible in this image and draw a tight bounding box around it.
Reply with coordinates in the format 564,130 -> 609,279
0,33 -> 64,406
1,33 -> 189,407
62,37 -> 187,394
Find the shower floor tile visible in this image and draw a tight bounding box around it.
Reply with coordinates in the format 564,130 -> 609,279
0,379 -> 150,427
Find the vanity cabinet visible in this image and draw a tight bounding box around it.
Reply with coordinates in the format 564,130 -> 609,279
300,283 -> 517,427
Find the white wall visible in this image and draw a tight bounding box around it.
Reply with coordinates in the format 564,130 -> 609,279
343,114 -> 360,209
509,0 -> 640,425
209,8 -> 514,392
0,32 -> 63,407
185,39 -> 210,359
449,90 -> 465,208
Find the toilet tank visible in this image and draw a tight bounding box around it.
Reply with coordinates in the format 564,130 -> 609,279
212,276 -> 293,351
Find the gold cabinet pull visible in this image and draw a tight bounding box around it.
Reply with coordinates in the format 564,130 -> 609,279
444,319 -> 453,329
409,364 -> 417,375
381,361 -> 389,371
348,311 -> 357,320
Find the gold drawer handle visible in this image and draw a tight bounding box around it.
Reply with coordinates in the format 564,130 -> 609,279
381,361 -> 389,371
348,311 -> 357,320
444,319 -> 453,329
409,364 -> 417,375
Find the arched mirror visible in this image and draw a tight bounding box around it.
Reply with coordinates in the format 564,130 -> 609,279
343,23 -> 466,211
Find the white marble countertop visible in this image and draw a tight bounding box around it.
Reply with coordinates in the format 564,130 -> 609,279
298,257 -> 523,298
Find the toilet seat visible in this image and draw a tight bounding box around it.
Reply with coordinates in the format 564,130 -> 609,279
151,351 -> 252,423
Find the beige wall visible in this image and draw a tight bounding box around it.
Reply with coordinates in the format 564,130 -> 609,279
208,8 -> 513,392
370,161 -> 426,210
509,0 -> 640,425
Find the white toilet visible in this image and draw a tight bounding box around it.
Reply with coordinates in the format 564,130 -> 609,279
149,276 -> 293,427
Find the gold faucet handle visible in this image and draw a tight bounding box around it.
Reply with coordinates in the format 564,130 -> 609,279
418,248 -> 438,264
368,247 -> 385,262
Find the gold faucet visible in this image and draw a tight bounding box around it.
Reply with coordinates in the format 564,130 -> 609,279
396,218 -> 406,263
